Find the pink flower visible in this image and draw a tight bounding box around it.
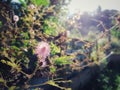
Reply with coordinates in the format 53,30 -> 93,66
35,42 -> 50,58
35,42 -> 50,67
13,15 -> 19,22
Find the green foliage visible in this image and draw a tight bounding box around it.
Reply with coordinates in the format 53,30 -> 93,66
45,80 -> 64,89
53,56 -> 72,65
8,86 -> 16,90
115,75 -> 120,90
90,51 -> 98,62
0,0 -> 71,89
43,79 -> 72,90
31,0 -> 50,6
97,71 -> 112,90
43,17 -> 59,36
21,32 -> 30,39
44,25 -> 56,35
1,59 -> 21,72
111,37 -> 120,54
111,26 -> 120,39
0,78 -> 4,83
95,68 -> 120,90
1,0 -> 119,90
50,42 -> 60,55
0,21 -> 2,27
19,0 -> 27,7
50,66 -> 56,73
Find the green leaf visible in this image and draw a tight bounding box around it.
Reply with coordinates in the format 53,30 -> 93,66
50,42 -> 60,55
31,0 -> 50,6
21,32 -> 30,39
50,66 -> 56,73
1,60 -> 6,64
11,46 -> 20,51
9,86 -> 16,90
53,56 -> 72,65
1,60 -> 21,72
19,0 -> 27,7
0,78 -> 4,83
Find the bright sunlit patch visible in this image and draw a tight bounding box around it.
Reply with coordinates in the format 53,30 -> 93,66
11,0 -> 25,3
68,0 -> 120,14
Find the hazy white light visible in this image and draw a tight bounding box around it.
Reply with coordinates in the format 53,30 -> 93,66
110,51 -> 114,54
11,0 -> 25,3
68,0 -> 120,14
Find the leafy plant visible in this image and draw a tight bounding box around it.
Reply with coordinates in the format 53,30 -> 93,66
53,56 -> 72,65
50,42 -> 60,55
1,59 -> 21,72
115,75 -> 120,90
19,0 -> 27,7
111,37 -> 120,54
31,0 -> 50,6
0,0 -> 72,89
111,26 -> 120,39
43,17 -> 59,36
50,66 -> 56,73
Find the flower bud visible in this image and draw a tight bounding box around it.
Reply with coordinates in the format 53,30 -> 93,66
13,15 -> 19,22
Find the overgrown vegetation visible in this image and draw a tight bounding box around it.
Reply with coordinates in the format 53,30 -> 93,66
0,0 -> 120,90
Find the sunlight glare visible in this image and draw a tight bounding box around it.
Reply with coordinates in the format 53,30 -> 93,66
68,0 -> 120,14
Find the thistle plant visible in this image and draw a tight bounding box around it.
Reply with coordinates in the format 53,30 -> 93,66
35,41 -> 50,67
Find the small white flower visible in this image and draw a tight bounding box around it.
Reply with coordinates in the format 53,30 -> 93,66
33,16 -> 36,20
28,4 -> 36,9
66,30 -> 70,37
13,15 -> 19,22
